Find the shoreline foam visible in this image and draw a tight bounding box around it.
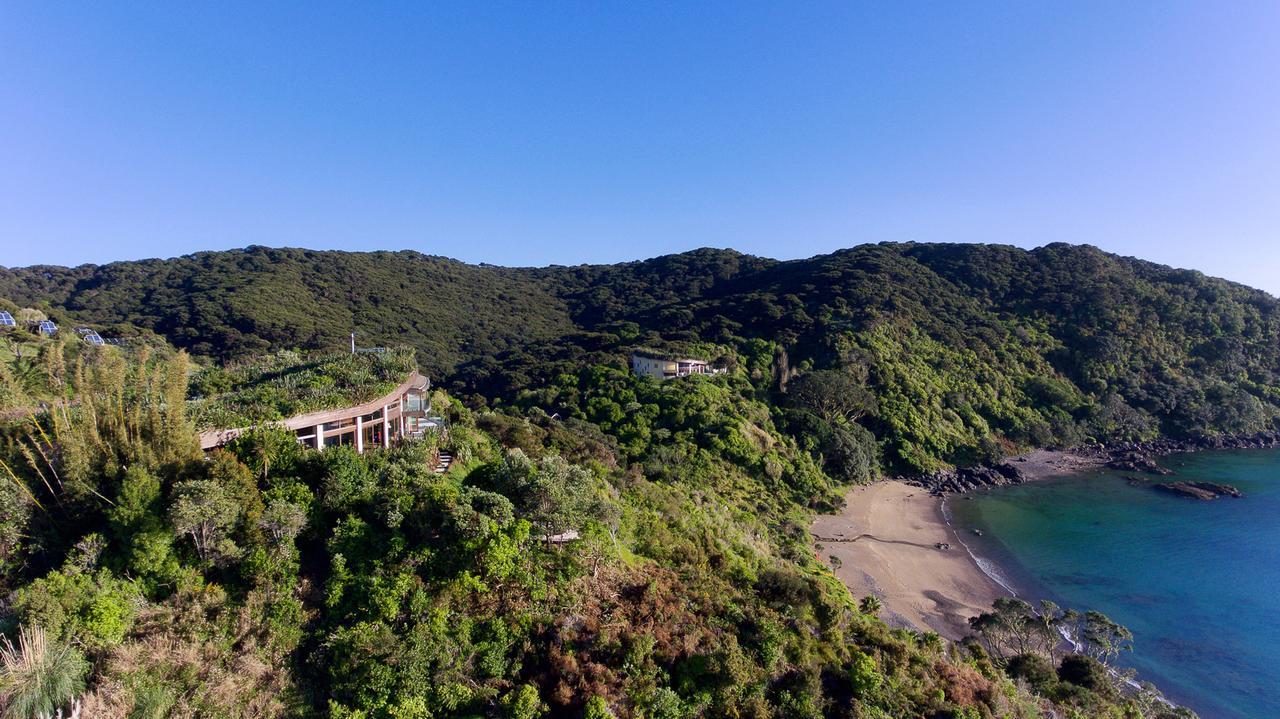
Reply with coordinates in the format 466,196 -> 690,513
940,496 -> 1021,597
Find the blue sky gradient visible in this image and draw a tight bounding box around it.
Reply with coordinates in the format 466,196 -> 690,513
3,3 -> 1279,293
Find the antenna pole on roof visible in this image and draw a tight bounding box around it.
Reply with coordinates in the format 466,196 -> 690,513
350,331 -> 356,355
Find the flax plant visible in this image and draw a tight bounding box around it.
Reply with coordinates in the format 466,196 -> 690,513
0,626 -> 88,719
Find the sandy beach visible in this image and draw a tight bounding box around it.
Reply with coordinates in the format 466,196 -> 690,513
812,481 -> 1005,639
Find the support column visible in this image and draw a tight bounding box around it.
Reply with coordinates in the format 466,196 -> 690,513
382,405 -> 390,448
355,416 -> 364,454
315,423 -> 325,451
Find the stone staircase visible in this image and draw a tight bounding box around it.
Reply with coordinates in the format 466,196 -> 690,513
433,451 -> 454,474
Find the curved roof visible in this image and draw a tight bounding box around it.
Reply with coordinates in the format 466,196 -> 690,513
198,370 -> 428,449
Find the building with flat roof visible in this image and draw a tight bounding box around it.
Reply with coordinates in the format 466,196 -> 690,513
199,370 -> 440,453
630,350 -> 719,380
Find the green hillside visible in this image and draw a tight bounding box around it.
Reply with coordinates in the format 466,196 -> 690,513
0,248 -> 577,373
6,242 -> 1279,473
0,240 -> 1237,716
0,337 -> 1193,719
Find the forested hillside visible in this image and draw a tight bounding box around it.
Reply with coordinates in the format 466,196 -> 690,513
5,242 -> 1279,473
0,249 -> 577,368
0,336 -> 1193,718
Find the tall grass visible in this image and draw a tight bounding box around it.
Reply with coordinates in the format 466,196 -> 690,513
0,626 -> 88,719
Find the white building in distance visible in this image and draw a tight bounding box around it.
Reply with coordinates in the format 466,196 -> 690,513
630,350 -> 720,380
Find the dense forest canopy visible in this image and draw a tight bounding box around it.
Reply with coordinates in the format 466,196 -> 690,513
4,242 -> 1279,472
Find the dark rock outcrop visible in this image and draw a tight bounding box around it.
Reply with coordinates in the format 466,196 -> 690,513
1152,481 -> 1243,501
1106,452 -> 1174,475
910,430 -> 1280,495
910,461 -> 1027,495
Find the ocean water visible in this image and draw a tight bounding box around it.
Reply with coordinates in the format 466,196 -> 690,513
947,449 -> 1280,719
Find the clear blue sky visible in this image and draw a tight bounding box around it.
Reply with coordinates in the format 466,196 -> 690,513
3,3 -> 1279,293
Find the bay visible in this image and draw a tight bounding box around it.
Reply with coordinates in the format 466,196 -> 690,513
947,449 -> 1280,719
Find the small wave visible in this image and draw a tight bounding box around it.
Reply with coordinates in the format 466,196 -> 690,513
941,497 -> 1020,596
1057,626 -> 1084,653
972,554 -> 1020,595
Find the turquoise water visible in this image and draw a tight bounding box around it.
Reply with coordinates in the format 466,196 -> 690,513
947,449 -> 1280,719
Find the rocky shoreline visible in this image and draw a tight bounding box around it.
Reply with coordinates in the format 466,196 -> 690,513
908,430 -> 1280,495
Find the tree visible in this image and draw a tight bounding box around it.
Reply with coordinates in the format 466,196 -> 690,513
968,597 -> 1051,663
105,466 -> 186,594
259,497 -> 307,547
108,466 -> 163,532
36,340 -> 65,394
1082,611 -> 1133,665
319,447 -> 375,512
1004,653 -> 1056,693
39,348 -> 199,503
523,456 -> 595,544
1057,654 -> 1113,692
1035,600 -> 1073,662
169,479 -> 242,565
488,450 -> 601,545
14,567 -> 137,650
787,370 -> 876,425
229,424 -> 302,482
1092,393 -> 1157,444
0,625 -> 89,719
821,421 -> 877,484
448,487 -> 515,540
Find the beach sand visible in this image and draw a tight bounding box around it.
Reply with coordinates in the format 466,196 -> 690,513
811,481 -> 1005,639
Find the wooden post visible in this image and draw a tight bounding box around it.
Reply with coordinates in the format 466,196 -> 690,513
315,423 -> 325,451
382,405 -> 390,448
355,416 -> 364,453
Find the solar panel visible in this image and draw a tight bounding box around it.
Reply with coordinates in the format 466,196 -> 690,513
0,311 -> 14,327
38,320 -> 57,335
84,332 -> 105,346
75,327 -> 94,335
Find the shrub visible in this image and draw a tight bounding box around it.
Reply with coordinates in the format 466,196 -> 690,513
849,651 -> 882,698
1057,654 -> 1112,692
1006,653 -> 1057,693
502,684 -> 546,719
13,568 -> 137,650
584,696 -> 616,719
755,567 -> 813,608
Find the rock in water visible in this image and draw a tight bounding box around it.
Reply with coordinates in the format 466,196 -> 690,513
1152,481 -> 1243,500
1107,452 -> 1174,475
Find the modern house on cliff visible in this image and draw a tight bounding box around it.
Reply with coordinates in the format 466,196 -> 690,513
199,371 -> 438,453
630,350 -> 719,380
